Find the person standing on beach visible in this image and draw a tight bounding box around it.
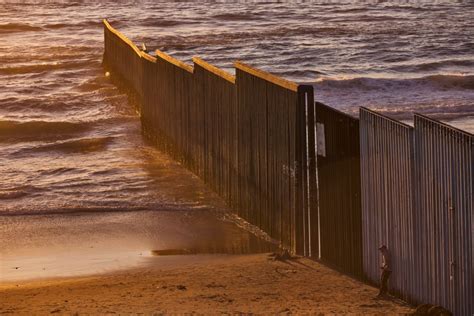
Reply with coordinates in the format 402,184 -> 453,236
377,245 -> 391,298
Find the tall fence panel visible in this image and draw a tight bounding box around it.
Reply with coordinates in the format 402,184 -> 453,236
316,102 -> 362,276
361,108 -> 473,314
192,57 -> 237,205
414,114 -> 473,316
360,108 -> 415,301
234,62 -> 315,254
141,50 -> 194,166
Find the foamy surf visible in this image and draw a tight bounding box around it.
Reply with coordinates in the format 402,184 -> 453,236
313,74 -> 474,126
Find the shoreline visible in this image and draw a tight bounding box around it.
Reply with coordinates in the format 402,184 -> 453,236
0,206 -> 414,314
0,209 -> 277,283
1,253 -> 414,314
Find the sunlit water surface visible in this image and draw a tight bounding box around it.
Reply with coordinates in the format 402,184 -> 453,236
0,1 -> 473,280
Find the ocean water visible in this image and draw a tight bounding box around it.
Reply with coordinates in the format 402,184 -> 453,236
0,1 -> 473,215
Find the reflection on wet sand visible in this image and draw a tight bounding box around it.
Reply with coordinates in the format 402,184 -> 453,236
0,210 -> 278,282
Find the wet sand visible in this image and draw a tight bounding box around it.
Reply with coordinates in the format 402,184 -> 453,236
0,209 -> 275,282
0,209 -> 414,314
0,253 -> 414,314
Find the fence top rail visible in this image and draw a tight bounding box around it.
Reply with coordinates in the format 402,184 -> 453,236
103,19 -> 141,57
193,57 -> 235,84
316,101 -> 358,122
414,113 -> 473,137
141,52 -> 157,62
360,107 -> 413,130
235,61 -> 298,92
103,19 -> 156,63
155,50 -> 193,73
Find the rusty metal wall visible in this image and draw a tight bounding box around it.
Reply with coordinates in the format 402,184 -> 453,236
414,114 -> 473,316
103,20 -> 146,104
316,102 -> 362,276
361,107 -> 473,315
234,63 -> 315,254
140,50 -> 194,167
103,20 -> 316,256
359,107 -> 415,301
192,58 -> 237,205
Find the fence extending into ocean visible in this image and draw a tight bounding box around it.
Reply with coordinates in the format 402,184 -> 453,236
103,20 -> 473,315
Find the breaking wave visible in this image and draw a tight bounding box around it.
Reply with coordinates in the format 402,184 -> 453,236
0,60 -> 94,75
315,74 -> 474,91
14,136 -> 114,154
313,75 -> 474,123
43,20 -> 103,29
0,22 -> 42,33
0,189 -> 30,200
0,120 -> 90,141
0,203 -> 216,217
390,59 -> 474,73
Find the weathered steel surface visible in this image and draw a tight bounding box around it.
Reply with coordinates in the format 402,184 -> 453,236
103,20 -> 315,255
414,114 -> 473,316
316,102 -> 362,275
360,107 -> 416,301
192,58 -> 237,205
234,62 -> 315,253
103,19 -> 151,104
361,107 -> 473,315
141,49 -> 194,164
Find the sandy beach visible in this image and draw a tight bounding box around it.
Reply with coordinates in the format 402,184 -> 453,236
1,253 -> 414,314
0,196 -> 415,315
0,208 -> 276,280
1,209 -> 413,314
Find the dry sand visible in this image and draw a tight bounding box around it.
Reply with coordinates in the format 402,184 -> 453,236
0,253 -> 414,315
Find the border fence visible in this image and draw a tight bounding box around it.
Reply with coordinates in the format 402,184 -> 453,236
414,115 -> 473,315
360,109 -> 473,315
317,102 -> 363,276
360,108 -> 416,300
103,19 -> 316,255
103,20 -> 473,314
